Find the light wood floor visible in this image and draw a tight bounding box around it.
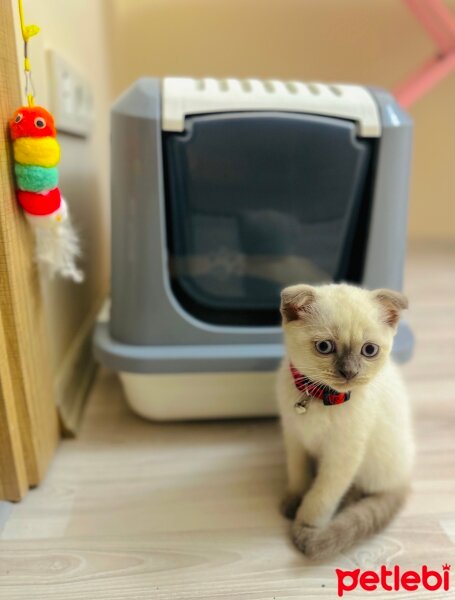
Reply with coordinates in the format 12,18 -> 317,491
1,244 -> 455,599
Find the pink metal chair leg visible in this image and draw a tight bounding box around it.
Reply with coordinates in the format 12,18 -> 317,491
404,0 -> 455,53
395,53 -> 455,108
395,0 -> 455,107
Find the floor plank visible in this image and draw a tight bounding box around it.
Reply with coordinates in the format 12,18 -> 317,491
1,244 -> 455,599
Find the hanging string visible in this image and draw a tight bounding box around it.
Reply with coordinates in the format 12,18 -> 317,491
17,0 -> 40,107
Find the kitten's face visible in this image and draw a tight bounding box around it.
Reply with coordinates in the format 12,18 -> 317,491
281,284 -> 407,392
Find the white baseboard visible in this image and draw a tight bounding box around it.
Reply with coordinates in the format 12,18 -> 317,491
54,297 -> 104,435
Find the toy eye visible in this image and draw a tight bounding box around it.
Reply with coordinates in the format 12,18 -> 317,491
34,117 -> 46,129
361,343 -> 379,358
315,340 -> 336,354
15,113 -> 23,123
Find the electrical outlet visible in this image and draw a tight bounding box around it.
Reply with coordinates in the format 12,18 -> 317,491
47,49 -> 93,137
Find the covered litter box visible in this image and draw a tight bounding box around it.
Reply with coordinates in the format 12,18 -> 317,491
94,77 -> 414,420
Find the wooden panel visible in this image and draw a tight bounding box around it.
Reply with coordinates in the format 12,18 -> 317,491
0,0 -> 59,499
0,308 -> 27,501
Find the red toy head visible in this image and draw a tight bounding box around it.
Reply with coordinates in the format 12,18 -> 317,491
9,106 -> 56,140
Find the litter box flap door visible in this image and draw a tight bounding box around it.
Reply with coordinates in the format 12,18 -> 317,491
164,112 -> 374,327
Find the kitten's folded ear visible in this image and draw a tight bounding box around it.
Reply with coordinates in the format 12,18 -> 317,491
372,288 -> 408,328
280,284 -> 316,323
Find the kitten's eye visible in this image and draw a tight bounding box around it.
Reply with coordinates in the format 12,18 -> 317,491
15,113 -> 23,123
315,340 -> 336,355
34,117 -> 46,129
361,343 -> 379,358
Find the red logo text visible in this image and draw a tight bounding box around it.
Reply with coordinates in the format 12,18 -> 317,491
336,564 -> 450,597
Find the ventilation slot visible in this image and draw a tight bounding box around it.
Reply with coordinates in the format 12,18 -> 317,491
240,79 -> 253,92
306,83 -> 320,95
329,84 -> 342,96
285,81 -> 298,94
218,79 -> 229,92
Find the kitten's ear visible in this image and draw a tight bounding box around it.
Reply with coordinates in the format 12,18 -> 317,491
280,284 -> 316,323
372,288 -> 408,328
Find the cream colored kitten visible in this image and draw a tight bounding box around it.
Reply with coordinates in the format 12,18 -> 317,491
277,283 -> 414,559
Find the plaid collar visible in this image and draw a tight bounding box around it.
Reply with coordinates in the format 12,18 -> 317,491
289,364 -> 351,406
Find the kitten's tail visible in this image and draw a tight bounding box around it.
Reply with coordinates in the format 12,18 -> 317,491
293,487 -> 409,560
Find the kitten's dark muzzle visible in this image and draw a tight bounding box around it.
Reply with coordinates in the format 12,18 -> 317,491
337,368 -> 358,381
336,352 -> 361,382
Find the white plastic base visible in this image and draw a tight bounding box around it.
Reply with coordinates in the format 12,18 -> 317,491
119,371 -> 277,421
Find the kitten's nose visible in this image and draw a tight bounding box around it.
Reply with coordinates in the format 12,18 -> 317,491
337,368 -> 358,381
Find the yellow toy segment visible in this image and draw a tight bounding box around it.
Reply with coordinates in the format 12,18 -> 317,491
13,136 -> 60,167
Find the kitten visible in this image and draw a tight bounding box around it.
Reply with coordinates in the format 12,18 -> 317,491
277,283 -> 414,559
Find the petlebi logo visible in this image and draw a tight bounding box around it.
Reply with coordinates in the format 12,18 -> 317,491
336,564 -> 451,597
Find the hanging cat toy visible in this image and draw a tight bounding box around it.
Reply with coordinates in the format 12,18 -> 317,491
9,0 -> 83,282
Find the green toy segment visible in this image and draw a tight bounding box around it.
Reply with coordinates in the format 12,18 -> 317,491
14,163 -> 59,193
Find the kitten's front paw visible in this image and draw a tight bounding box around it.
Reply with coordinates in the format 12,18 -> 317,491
296,495 -> 332,528
280,492 -> 302,520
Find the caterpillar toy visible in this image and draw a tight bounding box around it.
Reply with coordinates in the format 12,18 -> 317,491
9,105 -> 83,282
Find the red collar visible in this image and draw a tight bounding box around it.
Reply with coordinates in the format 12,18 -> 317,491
289,364 -> 351,406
